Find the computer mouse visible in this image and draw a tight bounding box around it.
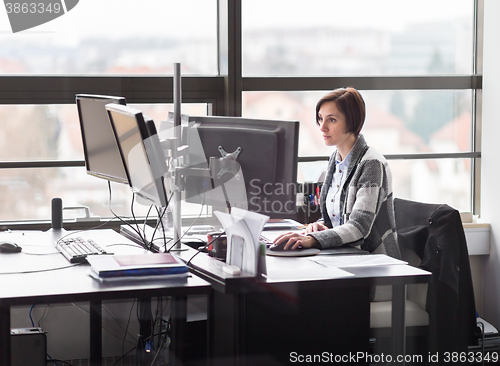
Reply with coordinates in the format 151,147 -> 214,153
269,242 -> 302,252
0,241 -> 22,253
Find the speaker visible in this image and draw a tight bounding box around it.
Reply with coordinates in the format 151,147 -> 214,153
51,197 -> 63,230
11,328 -> 46,366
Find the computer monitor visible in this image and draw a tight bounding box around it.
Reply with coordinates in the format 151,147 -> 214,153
76,94 -> 128,184
183,116 -> 300,215
106,104 -> 168,207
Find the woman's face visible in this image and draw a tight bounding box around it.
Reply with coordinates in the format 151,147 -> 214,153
317,101 -> 351,147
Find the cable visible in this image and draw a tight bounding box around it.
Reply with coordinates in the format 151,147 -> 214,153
166,194 -> 207,252
105,243 -> 149,250
22,250 -> 60,256
122,299 -> 137,362
29,305 -> 35,327
155,206 -> 172,253
107,181 -> 147,247
186,231 -> 225,267
101,304 -> 138,344
54,213 -> 117,249
70,303 -> 136,345
150,192 -> 175,252
29,304 -> 50,329
0,262 -> 83,275
136,298 -> 154,365
130,194 -> 148,248
37,305 -> 49,328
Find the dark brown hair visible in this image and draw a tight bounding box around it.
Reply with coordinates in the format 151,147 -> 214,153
315,87 -> 366,136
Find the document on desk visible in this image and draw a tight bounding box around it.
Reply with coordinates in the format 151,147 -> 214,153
264,256 -> 354,281
311,254 -> 407,268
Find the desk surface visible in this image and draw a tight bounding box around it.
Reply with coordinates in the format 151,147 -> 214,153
176,243 -> 431,364
175,244 -> 431,294
0,229 -> 212,366
0,229 -> 211,306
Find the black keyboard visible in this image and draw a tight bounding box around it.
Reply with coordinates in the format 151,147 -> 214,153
56,236 -> 111,263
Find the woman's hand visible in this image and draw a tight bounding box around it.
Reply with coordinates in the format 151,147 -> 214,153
273,232 -> 319,251
305,221 -> 329,234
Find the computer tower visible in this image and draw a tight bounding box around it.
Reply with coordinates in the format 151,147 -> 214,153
10,327 -> 46,366
469,318 -> 500,365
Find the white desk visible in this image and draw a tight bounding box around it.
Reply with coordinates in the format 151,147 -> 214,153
0,229 -> 211,366
176,244 -> 431,365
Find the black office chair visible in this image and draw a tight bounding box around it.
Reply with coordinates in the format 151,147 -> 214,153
370,198 -> 478,359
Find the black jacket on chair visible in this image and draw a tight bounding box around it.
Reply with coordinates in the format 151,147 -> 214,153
394,198 -> 477,357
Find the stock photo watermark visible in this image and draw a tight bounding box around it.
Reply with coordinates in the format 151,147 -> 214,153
3,0 -> 78,33
289,351 -> 499,364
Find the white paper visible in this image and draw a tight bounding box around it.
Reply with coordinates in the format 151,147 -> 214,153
230,207 -> 269,246
214,211 -> 255,274
265,266 -> 355,281
311,254 -> 407,268
214,208 -> 269,276
264,256 -> 355,281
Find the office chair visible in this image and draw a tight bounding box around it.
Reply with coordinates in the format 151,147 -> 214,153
370,198 -> 477,358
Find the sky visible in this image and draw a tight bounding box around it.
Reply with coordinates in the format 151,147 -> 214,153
0,0 -> 472,42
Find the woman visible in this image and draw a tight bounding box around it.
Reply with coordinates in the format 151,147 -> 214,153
274,87 -> 400,261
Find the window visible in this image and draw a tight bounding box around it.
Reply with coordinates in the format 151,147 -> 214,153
0,0 -> 218,75
243,89 -> 474,212
0,0 -> 482,225
242,0 -> 473,76
241,0 -> 481,213
0,103 -> 209,221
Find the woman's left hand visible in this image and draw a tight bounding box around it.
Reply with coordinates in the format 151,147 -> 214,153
273,232 -> 319,250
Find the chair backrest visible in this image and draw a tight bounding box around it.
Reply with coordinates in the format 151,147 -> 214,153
393,197 -> 477,353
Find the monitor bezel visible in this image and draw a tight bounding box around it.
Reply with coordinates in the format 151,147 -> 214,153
76,94 -> 128,184
106,104 -> 168,208
186,115 -> 300,215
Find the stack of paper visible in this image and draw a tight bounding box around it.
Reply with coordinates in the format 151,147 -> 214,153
87,253 -> 188,281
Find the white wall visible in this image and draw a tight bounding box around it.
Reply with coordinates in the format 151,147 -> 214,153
480,0 -> 500,329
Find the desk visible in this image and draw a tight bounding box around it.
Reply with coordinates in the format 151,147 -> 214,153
177,245 -> 431,365
0,229 -> 211,366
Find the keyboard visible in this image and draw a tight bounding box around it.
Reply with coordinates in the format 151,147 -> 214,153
56,236 -> 111,263
259,234 -> 274,247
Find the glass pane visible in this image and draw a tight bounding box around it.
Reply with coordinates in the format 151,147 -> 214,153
0,102 -> 209,221
0,0 -> 217,75
388,158 -> 472,213
242,90 -> 473,157
0,103 -> 208,161
242,0 -> 473,76
0,167 -> 210,221
298,158 -> 472,213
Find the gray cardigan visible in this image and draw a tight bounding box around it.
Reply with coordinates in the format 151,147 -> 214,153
309,134 -> 401,261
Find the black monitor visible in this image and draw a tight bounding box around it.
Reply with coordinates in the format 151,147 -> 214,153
106,104 -> 168,207
183,116 -> 300,215
76,94 -> 128,184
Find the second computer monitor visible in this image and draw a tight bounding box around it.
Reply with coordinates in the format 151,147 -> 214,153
106,104 -> 168,208
76,94 -> 128,184
185,115 -> 300,215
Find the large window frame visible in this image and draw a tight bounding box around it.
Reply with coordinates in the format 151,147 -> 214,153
0,0 -> 483,229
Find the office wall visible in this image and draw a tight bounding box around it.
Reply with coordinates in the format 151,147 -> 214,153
480,0 -> 500,330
